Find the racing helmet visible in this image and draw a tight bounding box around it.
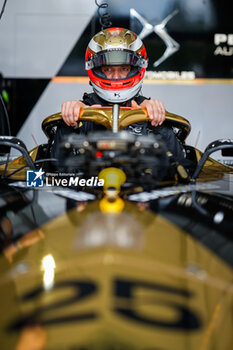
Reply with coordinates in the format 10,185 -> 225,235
85,27 -> 148,103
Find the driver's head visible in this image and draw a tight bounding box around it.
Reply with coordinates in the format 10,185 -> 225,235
85,28 -> 148,103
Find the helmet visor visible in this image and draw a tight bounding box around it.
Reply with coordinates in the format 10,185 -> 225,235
86,50 -> 147,70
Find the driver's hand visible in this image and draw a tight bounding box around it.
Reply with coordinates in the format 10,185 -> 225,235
61,100 -> 101,126
132,99 -> 166,127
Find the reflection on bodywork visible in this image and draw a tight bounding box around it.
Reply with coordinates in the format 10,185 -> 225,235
74,212 -> 144,251
41,254 -> 56,291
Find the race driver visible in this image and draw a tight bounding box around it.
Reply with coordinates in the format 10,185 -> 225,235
53,27 -> 185,164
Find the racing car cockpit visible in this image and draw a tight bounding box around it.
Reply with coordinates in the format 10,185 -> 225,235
42,105 -> 193,187
0,105 -> 233,191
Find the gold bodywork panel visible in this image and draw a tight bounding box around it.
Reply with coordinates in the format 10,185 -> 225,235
0,202 -> 232,349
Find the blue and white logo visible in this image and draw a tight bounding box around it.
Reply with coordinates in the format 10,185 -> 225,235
26,168 -> 44,187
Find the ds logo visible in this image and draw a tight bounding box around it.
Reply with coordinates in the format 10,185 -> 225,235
27,169 -> 44,187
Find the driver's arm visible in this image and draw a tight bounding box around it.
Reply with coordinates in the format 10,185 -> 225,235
61,100 -> 101,127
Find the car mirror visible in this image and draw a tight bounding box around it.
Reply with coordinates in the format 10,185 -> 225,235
192,139 -> 233,181
204,139 -> 233,154
0,136 -> 35,171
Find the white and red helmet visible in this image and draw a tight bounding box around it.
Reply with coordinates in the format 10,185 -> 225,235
85,27 -> 148,103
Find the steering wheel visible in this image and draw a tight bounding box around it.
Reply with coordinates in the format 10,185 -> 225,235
42,107 -> 191,143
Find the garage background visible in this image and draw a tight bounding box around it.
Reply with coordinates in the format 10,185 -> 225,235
0,0 -> 232,160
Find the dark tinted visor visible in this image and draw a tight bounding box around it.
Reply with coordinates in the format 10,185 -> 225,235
86,50 -> 147,70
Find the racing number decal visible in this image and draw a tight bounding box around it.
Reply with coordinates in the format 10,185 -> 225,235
9,278 -> 201,330
9,281 -> 98,330
114,279 -> 201,330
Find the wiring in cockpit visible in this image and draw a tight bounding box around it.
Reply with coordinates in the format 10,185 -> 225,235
0,0 -> 8,20
0,0 -> 11,181
0,93 -> 11,136
95,0 -> 112,29
0,0 -> 11,135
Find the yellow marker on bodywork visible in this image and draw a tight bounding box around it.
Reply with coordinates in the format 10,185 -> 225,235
98,167 -> 126,213
98,167 -> 126,191
99,196 -> 125,213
